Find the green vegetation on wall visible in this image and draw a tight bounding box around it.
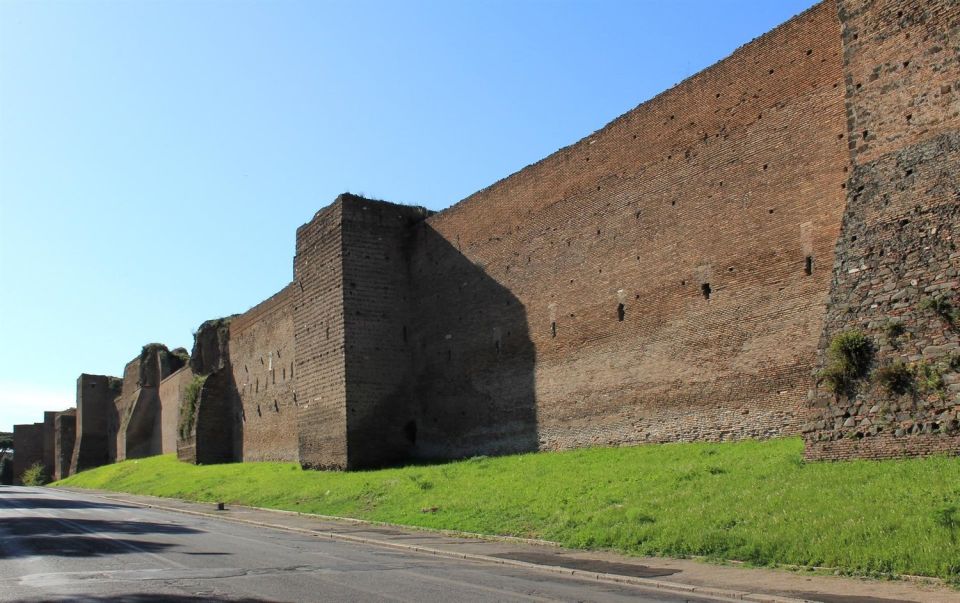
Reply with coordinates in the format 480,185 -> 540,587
178,374 -> 208,440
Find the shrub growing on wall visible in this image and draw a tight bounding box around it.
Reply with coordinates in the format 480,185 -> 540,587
819,330 -> 874,398
178,374 -> 208,440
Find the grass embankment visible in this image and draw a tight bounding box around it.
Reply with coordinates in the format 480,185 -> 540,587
55,438 -> 960,581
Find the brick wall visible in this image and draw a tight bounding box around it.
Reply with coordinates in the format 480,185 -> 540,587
42,411 -> 56,480
13,423 -> 44,484
70,373 -> 121,474
341,199 -> 429,468
158,366 -> 192,454
230,285 -> 299,462
804,0 -> 960,460
293,201 -> 349,469
408,0 -> 848,455
53,410 -> 76,481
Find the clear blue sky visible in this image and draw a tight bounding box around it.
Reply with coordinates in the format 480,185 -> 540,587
0,0 -> 817,430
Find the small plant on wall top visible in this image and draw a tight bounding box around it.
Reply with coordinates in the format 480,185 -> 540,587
819,330 -> 874,398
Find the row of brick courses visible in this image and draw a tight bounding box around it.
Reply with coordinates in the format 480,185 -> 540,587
71,374 -> 121,475
53,410 -> 76,481
412,0 -> 848,453
229,284 -> 299,462
293,201 -> 349,469
12,423 -> 44,484
158,366 -> 193,455
804,0 -> 960,460
341,199 -> 429,468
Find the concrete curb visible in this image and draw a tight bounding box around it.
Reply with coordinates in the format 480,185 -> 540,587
54,488 -> 814,603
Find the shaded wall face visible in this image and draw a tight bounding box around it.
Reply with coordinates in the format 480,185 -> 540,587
13,423 -> 44,484
407,224 -> 537,460
42,412 -> 56,480
293,202 -> 349,469
417,0 -> 848,451
340,199 -> 430,468
71,374 -> 121,474
804,0 -> 960,460
54,411 -> 76,481
229,285 -> 298,463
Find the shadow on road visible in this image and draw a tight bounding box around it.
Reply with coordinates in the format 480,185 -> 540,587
0,496 -> 136,510
10,596 -> 277,603
1,517 -> 201,536
0,517 -> 205,559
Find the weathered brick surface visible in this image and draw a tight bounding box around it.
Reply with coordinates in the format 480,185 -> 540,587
412,1 -> 848,453
230,285 -> 299,462
341,199 -> 429,468
293,202 -> 349,469
158,366 -> 192,454
53,409 -> 76,481
13,423 -> 44,484
70,373 -> 121,475
42,411 -> 56,480
804,0 -> 960,460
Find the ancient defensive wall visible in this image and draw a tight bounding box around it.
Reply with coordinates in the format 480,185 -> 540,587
18,0 -> 959,479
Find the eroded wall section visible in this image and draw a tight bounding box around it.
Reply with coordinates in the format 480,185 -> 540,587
804,0 -> 960,459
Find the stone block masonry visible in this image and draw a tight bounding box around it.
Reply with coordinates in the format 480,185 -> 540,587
33,0 -> 958,471
803,0 -> 960,460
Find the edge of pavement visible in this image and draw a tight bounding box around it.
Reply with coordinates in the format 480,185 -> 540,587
49,486 -> 954,603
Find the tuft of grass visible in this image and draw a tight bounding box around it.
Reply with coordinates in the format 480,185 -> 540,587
54,438 -> 960,581
919,295 -> 956,324
21,461 -> 48,486
872,361 -> 913,396
819,330 -> 874,397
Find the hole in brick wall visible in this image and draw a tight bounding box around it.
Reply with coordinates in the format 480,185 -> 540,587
701,283 -> 712,300
635,294 -> 640,299
326,326 -> 330,339
837,133 -> 844,139
274,400 -> 279,413
906,114 -> 913,122
632,134 -> 637,139
805,256 -> 813,275
671,200 -> 676,206
551,321 -> 557,338
769,208 -> 775,214
617,303 -> 625,322
667,155 -> 672,159
716,93 -> 721,98
806,49 -> 812,55
282,367 -> 286,380
763,164 -> 768,170
670,115 -> 675,120
863,130 -> 869,139
851,235 -> 858,241
903,60 -> 910,68
256,404 -> 261,417
681,280 -> 686,286
856,83 -> 862,89
260,357 -> 264,365
256,379 -> 259,393
768,69 -> 774,74
290,362 -> 294,378
404,420 -> 417,445
597,229 -> 601,235
728,267 -> 734,272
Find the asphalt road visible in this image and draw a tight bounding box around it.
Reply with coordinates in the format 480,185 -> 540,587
0,486 -> 725,603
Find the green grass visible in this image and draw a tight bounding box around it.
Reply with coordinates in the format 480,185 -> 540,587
55,438 -> 960,581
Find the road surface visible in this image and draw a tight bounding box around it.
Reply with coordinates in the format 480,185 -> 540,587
0,486 -> 725,602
